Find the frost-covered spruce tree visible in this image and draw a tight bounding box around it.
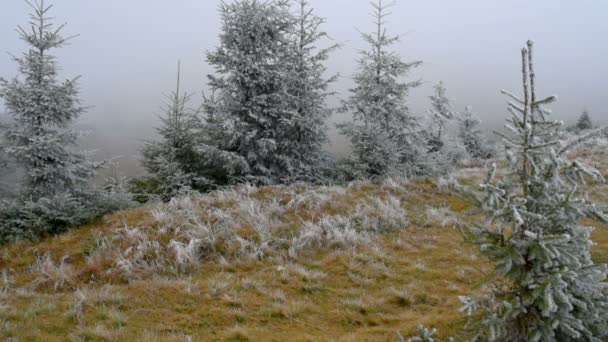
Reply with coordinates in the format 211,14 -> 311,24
200,0 -> 301,186
140,62 -> 205,200
460,41 -> 608,341
576,108 -> 593,131
0,0 -> 100,199
0,1 -> 131,242
338,0 -> 424,178
458,106 -> 493,159
283,0 -> 339,183
427,81 -> 454,152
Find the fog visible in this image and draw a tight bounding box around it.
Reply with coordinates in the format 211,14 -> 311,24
1,0 -> 607,176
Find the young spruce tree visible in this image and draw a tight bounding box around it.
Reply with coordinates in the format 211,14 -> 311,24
200,0 -> 300,186
0,0 -> 100,199
284,0 -> 339,182
427,81 -> 454,151
140,62 -> 204,201
338,0 -> 424,179
458,106 -> 493,159
0,0 -> 131,242
460,41 -> 608,341
576,108 -> 593,131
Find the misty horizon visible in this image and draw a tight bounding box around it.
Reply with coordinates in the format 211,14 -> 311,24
1,0 -> 607,176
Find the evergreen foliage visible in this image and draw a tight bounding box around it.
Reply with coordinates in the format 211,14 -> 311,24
284,0 -> 339,183
338,0 -> 425,179
423,81 -> 469,175
576,108 -> 593,131
0,0 -> 101,199
458,106 -> 493,159
0,0 -> 133,242
427,81 -> 454,152
402,325 -> 453,342
0,118 -> 13,196
140,62 -> 206,201
460,41 -> 608,341
199,0 -> 322,186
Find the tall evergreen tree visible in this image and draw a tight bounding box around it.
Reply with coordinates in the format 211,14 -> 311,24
338,0 -> 424,178
0,0 -> 131,242
576,108 -> 593,131
460,41 -> 608,341
0,0 -> 100,199
200,0 -> 299,186
284,0 -> 339,182
140,62 -> 205,200
458,106 -> 492,159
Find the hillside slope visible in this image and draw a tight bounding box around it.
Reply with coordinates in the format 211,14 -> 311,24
1,141 -> 607,341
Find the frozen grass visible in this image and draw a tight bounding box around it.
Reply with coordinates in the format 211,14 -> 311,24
0,140 -> 605,340
424,206 -> 460,228
55,182 -> 411,282
30,253 -> 76,292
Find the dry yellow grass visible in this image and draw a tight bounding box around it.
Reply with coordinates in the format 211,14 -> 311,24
1,148 -> 607,341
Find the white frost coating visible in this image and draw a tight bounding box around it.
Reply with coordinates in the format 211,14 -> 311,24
337,0 -> 427,179
460,41 -> 608,341
76,181 -> 410,280
195,0 -> 336,187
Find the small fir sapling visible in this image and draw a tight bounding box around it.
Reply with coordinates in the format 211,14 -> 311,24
423,82 -> 469,174
427,81 -> 454,152
140,61 -> 206,201
458,106 -> 493,159
459,40 -> 608,341
576,108 -> 593,131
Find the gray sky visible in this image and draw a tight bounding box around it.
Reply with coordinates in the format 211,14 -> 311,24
1,0 -> 607,174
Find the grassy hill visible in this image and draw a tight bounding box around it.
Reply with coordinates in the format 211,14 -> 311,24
1,140 -> 607,341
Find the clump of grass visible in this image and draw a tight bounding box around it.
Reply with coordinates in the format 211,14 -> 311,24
30,253 -> 75,292
67,287 -> 125,324
387,287 -> 413,307
208,274 -> 232,297
424,206 -> 460,228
